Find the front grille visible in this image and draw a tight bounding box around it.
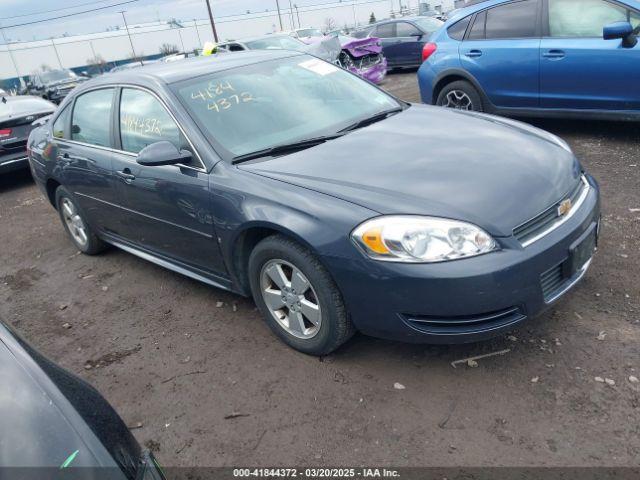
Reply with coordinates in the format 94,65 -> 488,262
358,53 -> 383,69
402,306 -> 526,335
514,177 -> 588,246
540,262 -> 566,302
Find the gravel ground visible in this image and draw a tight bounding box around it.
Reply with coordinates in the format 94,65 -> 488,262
1,71 -> 639,467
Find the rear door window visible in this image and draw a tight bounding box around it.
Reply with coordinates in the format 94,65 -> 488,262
396,22 -> 421,37
468,11 -> 486,39
71,88 -> 114,147
448,16 -> 472,40
548,0 -> 629,37
485,0 -> 539,39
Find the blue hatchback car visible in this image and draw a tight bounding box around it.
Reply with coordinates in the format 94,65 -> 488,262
418,0 -> 640,119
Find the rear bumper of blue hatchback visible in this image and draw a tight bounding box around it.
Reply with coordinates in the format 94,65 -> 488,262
325,175 -> 600,344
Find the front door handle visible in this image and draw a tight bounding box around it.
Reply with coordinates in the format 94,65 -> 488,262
465,49 -> 483,58
116,169 -> 135,183
543,49 -> 566,59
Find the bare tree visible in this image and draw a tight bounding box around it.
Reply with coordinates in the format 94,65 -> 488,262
159,43 -> 180,56
86,54 -> 108,74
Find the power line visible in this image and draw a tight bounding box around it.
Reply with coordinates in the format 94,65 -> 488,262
1,0 -> 141,30
0,0 -> 128,21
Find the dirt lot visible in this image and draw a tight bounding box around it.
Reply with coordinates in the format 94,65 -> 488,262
1,72 -> 639,467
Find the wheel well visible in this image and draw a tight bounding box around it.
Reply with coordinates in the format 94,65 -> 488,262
231,227 -> 281,295
432,74 -> 468,104
45,179 -> 61,208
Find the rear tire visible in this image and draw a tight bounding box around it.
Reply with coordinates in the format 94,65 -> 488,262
248,235 -> 355,356
55,186 -> 107,255
436,80 -> 483,112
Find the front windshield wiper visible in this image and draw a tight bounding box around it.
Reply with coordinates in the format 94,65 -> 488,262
337,107 -> 404,134
232,134 -> 345,164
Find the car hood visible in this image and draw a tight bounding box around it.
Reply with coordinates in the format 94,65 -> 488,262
240,105 -> 581,237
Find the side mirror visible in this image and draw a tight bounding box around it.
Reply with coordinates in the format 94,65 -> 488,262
603,21 -> 637,48
137,141 -> 192,167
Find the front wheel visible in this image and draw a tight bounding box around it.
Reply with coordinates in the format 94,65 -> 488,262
248,235 -> 355,356
436,80 -> 483,112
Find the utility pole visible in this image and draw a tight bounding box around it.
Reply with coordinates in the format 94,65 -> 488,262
275,0 -> 283,31
294,4 -> 300,28
119,11 -> 140,64
0,24 -> 20,79
204,0 -> 219,43
288,0 -> 295,29
177,28 -> 185,53
51,38 -> 63,69
194,19 -> 202,46
352,0 -> 358,28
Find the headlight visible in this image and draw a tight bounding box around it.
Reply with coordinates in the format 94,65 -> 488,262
351,216 -> 498,263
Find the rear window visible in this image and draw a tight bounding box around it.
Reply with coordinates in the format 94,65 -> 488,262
447,16 -> 472,40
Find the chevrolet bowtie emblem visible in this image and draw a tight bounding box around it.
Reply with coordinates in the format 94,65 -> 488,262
558,198 -> 572,217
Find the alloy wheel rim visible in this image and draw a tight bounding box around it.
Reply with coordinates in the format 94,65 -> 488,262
260,259 -> 322,340
443,90 -> 473,110
61,198 -> 88,248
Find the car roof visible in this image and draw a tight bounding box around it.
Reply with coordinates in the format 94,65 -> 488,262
86,49 -> 303,87
223,33 -> 296,44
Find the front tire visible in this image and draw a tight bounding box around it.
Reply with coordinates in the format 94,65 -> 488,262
55,186 -> 106,255
248,235 -> 355,356
436,80 -> 483,112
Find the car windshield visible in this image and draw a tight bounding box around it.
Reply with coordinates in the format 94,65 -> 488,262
297,28 -> 322,37
39,70 -> 77,83
413,17 -> 444,32
174,55 -> 400,158
246,36 -> 305,50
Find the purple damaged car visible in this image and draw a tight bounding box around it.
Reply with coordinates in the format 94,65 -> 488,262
334,35 -> 388,85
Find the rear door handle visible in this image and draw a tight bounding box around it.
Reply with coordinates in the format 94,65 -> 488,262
116,169 -> 135,183
543,49 -> 566,59
465,49 -> 483,58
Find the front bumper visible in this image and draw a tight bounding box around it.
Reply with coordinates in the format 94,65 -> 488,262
348,58 -> 388,85
325,175 -> 600,344
0,151 -> 29,174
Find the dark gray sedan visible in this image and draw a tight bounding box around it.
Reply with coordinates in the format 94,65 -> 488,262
28,51 -> 600,355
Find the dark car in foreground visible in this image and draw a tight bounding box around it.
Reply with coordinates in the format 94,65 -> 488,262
418,0 -> 640,119
1,94 -> 55,174
0,321 -> 163,478
24,69 -> 89,103
28,51 -> 600,355
353,16 -> 444,68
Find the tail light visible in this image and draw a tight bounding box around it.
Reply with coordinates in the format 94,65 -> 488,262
422,43 -> 437,62
0,128 -> 11,138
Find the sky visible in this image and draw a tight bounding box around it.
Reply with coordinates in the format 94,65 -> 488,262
0,0 -> 413,43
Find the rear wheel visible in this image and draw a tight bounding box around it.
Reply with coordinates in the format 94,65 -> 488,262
436,80 -> 483,112
55,186 -> 106,255
248,235 -> 354,356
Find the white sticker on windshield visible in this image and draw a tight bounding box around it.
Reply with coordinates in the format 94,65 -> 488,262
299,59 -> 339,76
